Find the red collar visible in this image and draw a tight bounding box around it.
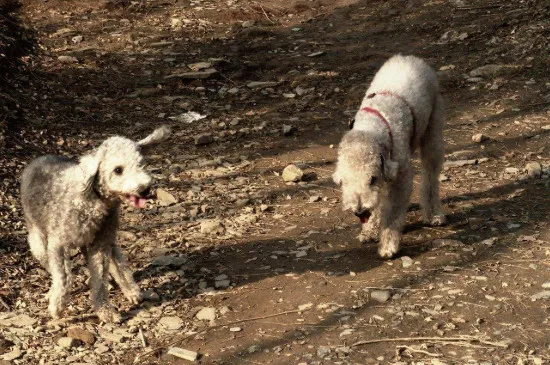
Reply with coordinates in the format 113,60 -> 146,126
367,91 -> 417,147
359,106 -> 394,150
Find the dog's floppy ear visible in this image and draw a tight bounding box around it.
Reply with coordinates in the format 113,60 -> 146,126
380,153 -> 398,182
137,126 -> 171,152
79,149 -> 103,196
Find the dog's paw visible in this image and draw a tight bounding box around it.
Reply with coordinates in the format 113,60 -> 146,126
125,290 -> 143,305
378,238 -> 400,259
96,306 -> 122,324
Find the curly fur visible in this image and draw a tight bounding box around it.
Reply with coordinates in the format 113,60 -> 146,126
333,54 -> 446,258
20,126 -> 170,322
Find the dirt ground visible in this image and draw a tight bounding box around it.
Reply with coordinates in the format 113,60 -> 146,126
1,0 -> 550,364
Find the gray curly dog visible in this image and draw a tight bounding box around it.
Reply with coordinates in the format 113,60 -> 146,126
333,54 -> 446,259
20,126 -> 170,322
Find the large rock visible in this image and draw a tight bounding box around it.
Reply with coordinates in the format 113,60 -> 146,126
525,162 -> 542,178
282,164 -> 304,182
200,219 -> 225,235
195,307 -> 216,321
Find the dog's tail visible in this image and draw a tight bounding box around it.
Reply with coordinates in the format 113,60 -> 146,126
137,126 -> 171,148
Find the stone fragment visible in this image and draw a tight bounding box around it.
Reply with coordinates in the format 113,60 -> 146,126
370,290 -> 391,303
167,347 -> 199,361
282,164 -> 304,182
195,307 -> 216,321
67,327 -> 96,345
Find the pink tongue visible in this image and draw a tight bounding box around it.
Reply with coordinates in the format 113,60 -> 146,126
359,216 -> 369,224
129,195 -> 147,209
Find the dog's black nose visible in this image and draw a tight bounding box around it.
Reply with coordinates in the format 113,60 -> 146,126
354,209 -> 371,218
139,186 -> 152,198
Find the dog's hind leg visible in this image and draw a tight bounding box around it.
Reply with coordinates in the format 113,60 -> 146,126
420,94 -> 447,226
378,167 -> 413,259
28,226 -> 49,270
108,244 -> 142,305
46,239 -> 70,319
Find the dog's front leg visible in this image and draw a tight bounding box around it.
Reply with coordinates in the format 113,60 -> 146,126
358,209 -> 380,243
109,244 -> 142,305
47,239 -> 70,319
88,241 -> 121,323
378,169 -> 413,259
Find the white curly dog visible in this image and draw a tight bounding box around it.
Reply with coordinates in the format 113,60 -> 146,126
333,54 -> 446,258
20,126 -> 170,322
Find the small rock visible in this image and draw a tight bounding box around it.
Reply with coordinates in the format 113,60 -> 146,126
246,81 -> 279,89
167,347 -> 199,361
472,133 -> 488,143
282,164 -> 304,182
525,162 -> 542,178
282,124 -> 295,136
248,344 -> 261,354
142,289 -> 160,302
229,327 -> 242,332
95,343 -> 109,354
71,35 -> 83,44
309,195 -> 321,203
215,279 -> 230,289
152,255 -> 187,267
469,64 -> 519,78
158,316 -> 184,331
439,174 -> 450,182
308,51 -> 325,57
317,346 -> 331,358
195,133 -> 214,146
1,348 -> 23,361
188,62 -> 213,71
67,327 -> 96,345
531,291 -> 550,301
241,20 -> 255,28
156,188 -> 178,206
58,55 -> 78,64
401,256 -> 414,268
200,219 -> 225,235
370,290 -> 391,303
196,307 -> 216,321
542,282 -> 550,289
504,167 -> 519,175
58,337 -> 78,349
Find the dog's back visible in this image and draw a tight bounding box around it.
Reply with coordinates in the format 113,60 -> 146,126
21,155 -> 75,230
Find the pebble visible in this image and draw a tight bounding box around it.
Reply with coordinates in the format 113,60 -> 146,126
158,316 -> 184,331
58,337 -> 78,349
317,346 -> 331,358
1,348 -> 23,361
156,188 -> 178,206
200,219 -> 225,235
472,133 -> 488,143
194,133 -> 214,146
309,195 -> 321,203
531,291 -> 550,301
401,256 -> 414,268
99,331 -> 126,343
282,124 -> 295,136
525,162 -> 542,178
196,307 -> 216,321
542,282 -> 550,289
165,69 -> 218,80
282,164 -> 304,182
248,344 -> 261,353
229,327 -> 242,332
58,55 -> 78,64
469,64 -> 514,78
370,290 -> 391,303
246,81 -> 278,89
241,20 -> 255,28
215,279 -> 230,288
67,327 -> 96,345
95,344 -> 109,354
167,347 -> 199,361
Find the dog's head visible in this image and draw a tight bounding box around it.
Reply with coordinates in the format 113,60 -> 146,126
333,130 -> 398,222
80,126 -> 171,208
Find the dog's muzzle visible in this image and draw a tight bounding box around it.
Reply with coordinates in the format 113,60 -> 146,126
354,209 -> 371,224
138,186 -> 154,199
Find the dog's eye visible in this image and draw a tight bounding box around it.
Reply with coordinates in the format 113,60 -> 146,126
369,176 -> 377,185
114,166 -> 124,175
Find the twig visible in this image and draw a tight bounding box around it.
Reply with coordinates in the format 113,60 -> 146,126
254,1 -> 275,24
138,327 -> 147,348
48,313 -> 97,324
397,345 -> 441,357
0,297 -> 10,311
351,335 -> 508,348
344,284 -> 427,291
134,308 -> 311,362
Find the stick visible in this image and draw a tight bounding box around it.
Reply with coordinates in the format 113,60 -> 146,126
397,345 -> 441,357
134,308 -> 310,362
344,284 -> 427,291
139,327 -> 147,348
351,335 -> 508,348
0,297 -> 10,311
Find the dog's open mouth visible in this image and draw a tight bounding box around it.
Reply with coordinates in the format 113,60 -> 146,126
355,211 -> 371,224
127,195 -> 148,209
